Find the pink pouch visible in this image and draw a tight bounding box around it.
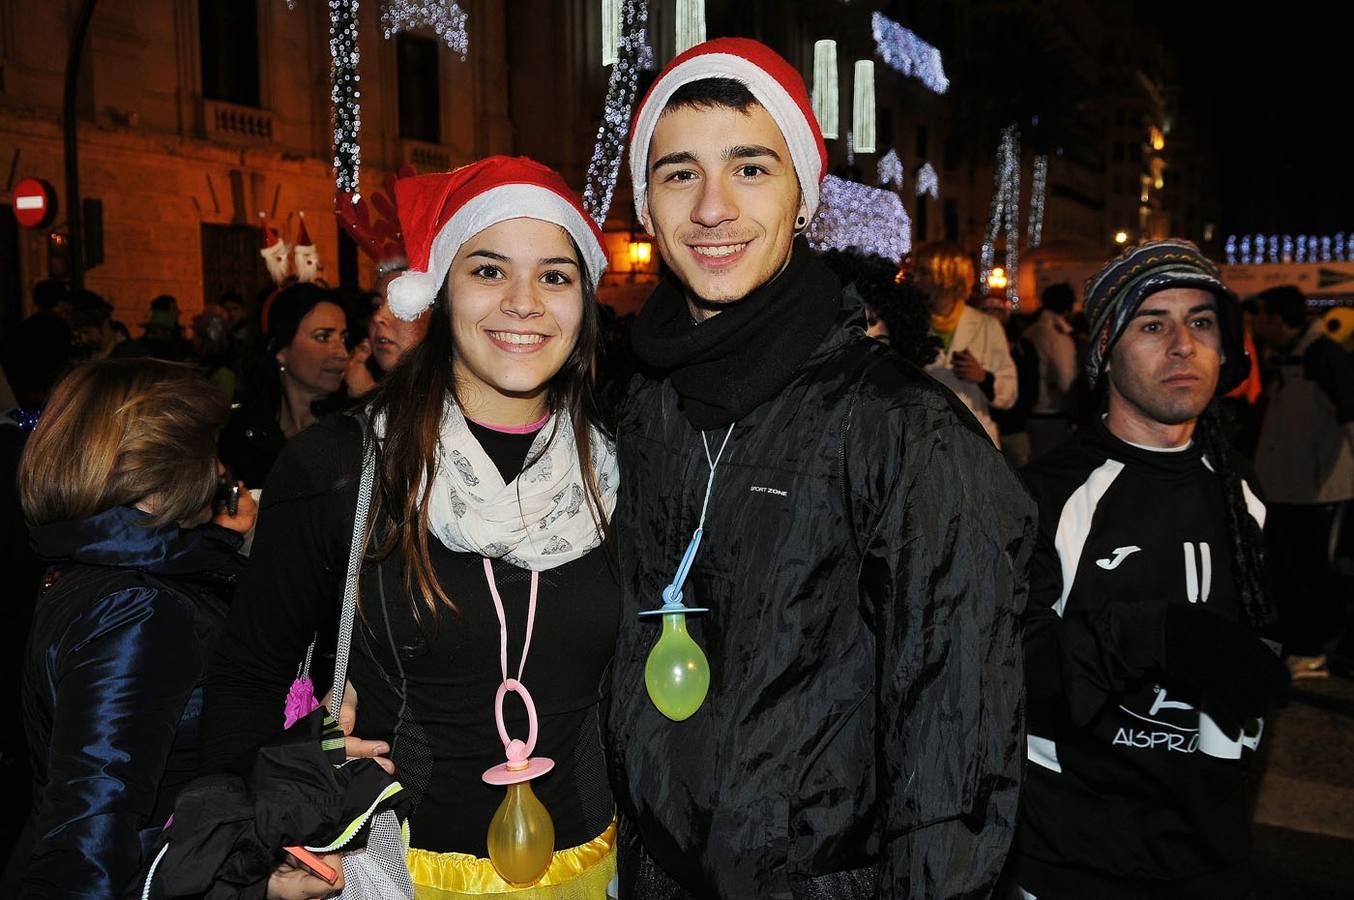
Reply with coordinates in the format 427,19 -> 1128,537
284,676 -> 320,729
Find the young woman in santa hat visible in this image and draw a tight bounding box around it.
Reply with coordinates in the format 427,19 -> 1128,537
201,156 -> 619,899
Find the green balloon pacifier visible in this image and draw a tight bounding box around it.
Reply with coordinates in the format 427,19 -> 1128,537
639,528 -> 710,721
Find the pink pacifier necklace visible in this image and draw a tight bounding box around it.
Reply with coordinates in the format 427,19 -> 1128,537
479,558 -> 556,885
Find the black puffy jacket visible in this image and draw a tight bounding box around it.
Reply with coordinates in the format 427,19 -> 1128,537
18,507 -> 241,898
607,294 -> 1037,899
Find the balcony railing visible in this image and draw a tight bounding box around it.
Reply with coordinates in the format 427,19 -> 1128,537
400,139 -> 469,172
203,99 -> 276,144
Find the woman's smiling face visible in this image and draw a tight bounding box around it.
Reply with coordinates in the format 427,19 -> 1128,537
448,217 -> 584,410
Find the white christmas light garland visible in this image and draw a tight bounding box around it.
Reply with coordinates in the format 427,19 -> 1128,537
870,12 -> 948,94
980,125 -> 1020,306
380,0 -> 469,61
1027,154 -> 1048,248
915,161 -> 938,199
329,0 -> 362,196
1225,232 -> 1354,264
877,149 -> 903,188
583,0 -> 650,225
805,175 -> 912,263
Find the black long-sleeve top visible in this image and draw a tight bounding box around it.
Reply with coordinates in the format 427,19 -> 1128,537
200,414 -> 619,855
1015,418 -> 1266,899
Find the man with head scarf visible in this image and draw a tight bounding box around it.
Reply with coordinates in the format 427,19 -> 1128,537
1014,239 -> 1290,899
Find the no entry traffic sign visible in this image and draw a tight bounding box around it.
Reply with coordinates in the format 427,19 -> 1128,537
12,178 -> 57,229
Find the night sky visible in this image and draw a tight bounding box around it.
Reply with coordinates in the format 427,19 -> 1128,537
1153,2 -> 1354,235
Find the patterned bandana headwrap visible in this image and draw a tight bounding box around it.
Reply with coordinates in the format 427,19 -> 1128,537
1083,238 -> 1247,392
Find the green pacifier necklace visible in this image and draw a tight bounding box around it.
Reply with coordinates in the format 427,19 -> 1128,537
638,423 -> 735,721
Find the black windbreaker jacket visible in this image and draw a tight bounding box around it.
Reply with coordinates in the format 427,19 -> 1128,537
607,294 -> 1037,899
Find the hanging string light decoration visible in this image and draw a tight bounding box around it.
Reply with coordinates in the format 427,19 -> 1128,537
915,161 -> 939,199
1224,231 -> 1354,264
877,149 -> 903,189
583,0 -> 649,225
674,0 -> 705,55
380,1 -> 469,60
852,60 -> 877,154
1027,154 -> 1048,248
870,12 -> 948,94
805,175 -> 912,263
1003,131 -> 1021,305
812,40 -> 840,140
602,0 -> 621,66
980,125 -> 1020,305
329,0 -> 362,197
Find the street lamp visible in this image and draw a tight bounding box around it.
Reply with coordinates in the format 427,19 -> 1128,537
628,238 -> 652,267
987,266 -> 1008,293
1114,230 -> 1129,245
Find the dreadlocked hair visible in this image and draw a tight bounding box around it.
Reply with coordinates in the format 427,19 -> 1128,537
820,248 -> 941,368
1194,402 -> 1271,630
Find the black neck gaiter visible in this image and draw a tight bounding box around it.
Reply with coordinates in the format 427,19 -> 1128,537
630,239 -> 842,429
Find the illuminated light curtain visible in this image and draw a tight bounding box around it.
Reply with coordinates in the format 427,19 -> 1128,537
870,12 -> 949,94
979,124 -> 1021,306
852,60 -> 876,154
805,175 -> 913,262
584,0 -> 650,224
915,161 -> 939,199
329,0 -> 361,196
811,40 -> 839,140
380,0 -> 469,60
675,0 -> 705,55
1027,154 -> 1048,248
877,148 -> 903,188
602,0 -> 620,66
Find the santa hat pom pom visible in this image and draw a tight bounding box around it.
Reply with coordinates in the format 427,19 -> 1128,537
385,269 -> 440,321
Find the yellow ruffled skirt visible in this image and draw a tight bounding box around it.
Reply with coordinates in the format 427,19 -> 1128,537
406,822 -> 616,899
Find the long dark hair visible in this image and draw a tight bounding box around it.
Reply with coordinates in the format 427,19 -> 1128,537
1195,403 -> 1271,630
363,236 -> 610,625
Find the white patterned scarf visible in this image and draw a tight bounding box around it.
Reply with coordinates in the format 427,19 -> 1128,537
386,402 -> 617,571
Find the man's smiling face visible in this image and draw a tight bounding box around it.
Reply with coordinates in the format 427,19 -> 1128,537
643,102 -> 806,315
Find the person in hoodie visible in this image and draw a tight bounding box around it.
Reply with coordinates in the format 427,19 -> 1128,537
1014,240 -> 1290,899
606,38 -> 1034,900
12,358 -> 256,898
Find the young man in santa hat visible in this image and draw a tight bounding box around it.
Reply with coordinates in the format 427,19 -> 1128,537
605,38 -> 1035,899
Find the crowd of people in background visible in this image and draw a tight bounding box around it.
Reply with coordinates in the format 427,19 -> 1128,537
0,36 -> 1351,900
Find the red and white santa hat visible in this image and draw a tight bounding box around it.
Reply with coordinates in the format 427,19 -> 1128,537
386,156 -> 607,321
628,37 -> 828,225
258,212 -> 291,285
292,212 -> 320,284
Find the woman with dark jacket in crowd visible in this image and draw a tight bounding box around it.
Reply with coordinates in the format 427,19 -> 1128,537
202,157 -> 620,898
12,358 -> 256,898
219,282 -> 358,488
